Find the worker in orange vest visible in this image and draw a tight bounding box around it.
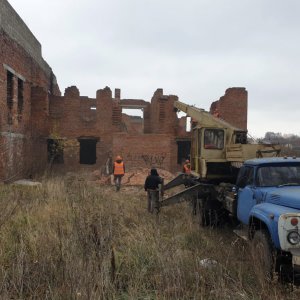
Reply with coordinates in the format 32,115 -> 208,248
183,159 -> 191,174
113,155 -> 125,191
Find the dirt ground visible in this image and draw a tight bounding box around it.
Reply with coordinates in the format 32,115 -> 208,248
91,167 -> 175,186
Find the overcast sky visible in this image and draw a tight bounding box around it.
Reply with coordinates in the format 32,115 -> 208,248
8,0 -> 300,138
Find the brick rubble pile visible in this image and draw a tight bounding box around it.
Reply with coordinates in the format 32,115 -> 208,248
91,167 -> 175,186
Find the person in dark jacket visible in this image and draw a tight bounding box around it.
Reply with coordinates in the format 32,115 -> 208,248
144,168 -> 163,213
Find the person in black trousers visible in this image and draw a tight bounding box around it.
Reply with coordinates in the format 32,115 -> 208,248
144,168 -> 163,213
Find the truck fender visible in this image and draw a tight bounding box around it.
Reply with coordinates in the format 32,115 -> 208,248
248,208 -> 277,246
249,203 -> 298,249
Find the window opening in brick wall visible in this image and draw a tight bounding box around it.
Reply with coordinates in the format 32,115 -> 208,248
47,139 -> 64,164
122,109 -> 144,134
177,141 -> 191,164
186,117 -> 191,132
79,138 -> 97,164
18,78 -> 24,119
7,70 -> 14,110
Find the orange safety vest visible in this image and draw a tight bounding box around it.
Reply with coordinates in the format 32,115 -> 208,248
114,161 -> 125,175
183,164 -> 191,174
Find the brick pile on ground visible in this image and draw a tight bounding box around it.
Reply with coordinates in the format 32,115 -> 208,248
92,167 -> 175,186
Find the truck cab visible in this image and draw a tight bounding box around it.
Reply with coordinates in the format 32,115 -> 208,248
235,157 -> 300,272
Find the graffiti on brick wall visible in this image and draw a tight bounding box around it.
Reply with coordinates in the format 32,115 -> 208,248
125,152 -> 166,167
141,154 -> 165,166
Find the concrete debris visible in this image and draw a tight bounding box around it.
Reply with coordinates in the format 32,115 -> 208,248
12,179 -> 42,186
199,258 -> 218,269
92,167 -> 175,186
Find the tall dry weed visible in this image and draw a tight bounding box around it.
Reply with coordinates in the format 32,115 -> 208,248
0,176 -> 299,299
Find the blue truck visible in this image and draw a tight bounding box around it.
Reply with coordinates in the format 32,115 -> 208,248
159,157 -> 300,278
158,100 -> 299,278
232,157 -> 300,276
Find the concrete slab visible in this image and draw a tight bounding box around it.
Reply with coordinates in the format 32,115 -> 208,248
12,179 -> 42,186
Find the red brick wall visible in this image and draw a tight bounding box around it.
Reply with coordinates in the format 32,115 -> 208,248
0,30 -> 56,133
47,87 -> 186,172
47,86 -> 117,171
150,89 -> 178,134
44,86 -> 248,175
122,114 -> 143,134
0,29 -> 59,182
0,1 -> 249,181
143,103 -> 151,133
0,134 -> 27,181
49,86 -> 113,138
210,87 -> 248,130
176,116 -> 192,138
112,133 -> 178,172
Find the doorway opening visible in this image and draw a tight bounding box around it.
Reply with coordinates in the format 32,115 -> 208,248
177,140 -> 191,164
47,139 -> 64,164
79,138 -> 98,164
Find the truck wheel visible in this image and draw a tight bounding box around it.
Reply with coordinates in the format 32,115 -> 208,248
189,197 -> 197,216
196,198 -> 210,227
196,197 -> 224,228
251,230 -> 275,280
196,198 -> 205,227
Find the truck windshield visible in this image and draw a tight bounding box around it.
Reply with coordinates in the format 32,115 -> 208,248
256,164 -> 300,187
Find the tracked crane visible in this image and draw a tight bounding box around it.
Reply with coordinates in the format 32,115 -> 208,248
156,100 -> 281,211
156,101 -> 300,279
173,100 -> 280,182
156,102 -> 300,280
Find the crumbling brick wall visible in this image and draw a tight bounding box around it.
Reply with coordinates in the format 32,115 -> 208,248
150,89 -> 178,134
47,86 -> 117,171
1,1 -> 249,180
0,1 -> 60,182
47,87 -> 188,172
112,133 -> 178,172
210,87 -> 248,130
122,114 -> 143,134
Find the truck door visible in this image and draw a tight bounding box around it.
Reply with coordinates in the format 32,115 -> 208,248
236,166 -> 255,225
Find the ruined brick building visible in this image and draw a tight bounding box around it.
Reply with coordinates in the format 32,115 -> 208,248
0,0 -> 247,182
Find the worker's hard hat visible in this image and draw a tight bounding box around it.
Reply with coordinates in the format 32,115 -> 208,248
116,155 -> 122,160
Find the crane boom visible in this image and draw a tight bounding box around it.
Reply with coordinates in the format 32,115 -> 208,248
174,100 -> 242,131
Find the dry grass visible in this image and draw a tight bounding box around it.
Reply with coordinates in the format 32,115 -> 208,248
0,175 -> 300,299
